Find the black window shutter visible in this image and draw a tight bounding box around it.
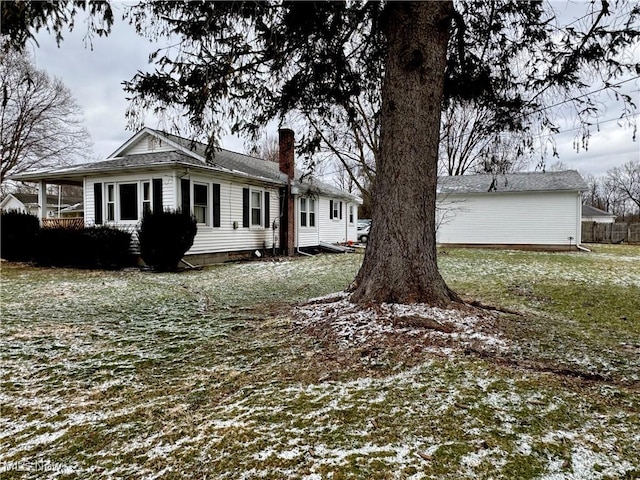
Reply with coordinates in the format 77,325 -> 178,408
242,187 -> 250,227
152,178 -> 163,213
339,201 -> 343,220
181,179 -> 190,214
329,199 -> 333,219
212,183 -> 221,228
94,183 -> 103,225
264,191 -> 270,228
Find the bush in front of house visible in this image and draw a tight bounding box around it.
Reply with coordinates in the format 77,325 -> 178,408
138,210 -> 197,271
35,226 -> 132,269
81,227 -> 133,269
0,210 -> 41,262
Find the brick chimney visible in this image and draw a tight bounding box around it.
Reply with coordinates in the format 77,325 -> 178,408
278,128 -> 295,178
278,128 -> 296,256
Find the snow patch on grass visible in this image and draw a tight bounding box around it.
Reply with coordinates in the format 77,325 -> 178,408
295,294 -> 506,354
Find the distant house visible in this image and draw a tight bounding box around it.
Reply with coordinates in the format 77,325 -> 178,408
0,193 -> 83,218
11,128 -> 361,264
581,205 -> 616,224
436,171 -> 588,250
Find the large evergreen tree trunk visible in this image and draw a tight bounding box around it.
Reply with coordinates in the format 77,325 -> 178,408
351,2 -> 459,307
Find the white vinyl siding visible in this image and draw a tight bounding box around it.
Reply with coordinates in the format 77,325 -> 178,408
317,197 -> 358,244
436,191 -> 582,246
124,136 -> 174,155
297,196 -> 319,248
187,181 -> 280,254
88,172 -> 279,253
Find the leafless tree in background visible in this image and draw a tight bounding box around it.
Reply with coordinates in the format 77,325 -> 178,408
248,134 -> 279,163
0,42 -> 91,185
607,160 -> 640,213
581,160 -> 640,221
438,101 -> 532,176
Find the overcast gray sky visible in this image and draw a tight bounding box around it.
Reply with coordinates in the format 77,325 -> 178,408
29,3 -> 638,177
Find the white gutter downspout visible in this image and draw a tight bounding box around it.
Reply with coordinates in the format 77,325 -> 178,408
575,193 -> 590,252
345,202 -> 348,244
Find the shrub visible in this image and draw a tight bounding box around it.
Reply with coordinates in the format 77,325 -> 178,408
0,210 -> 40,262
138,210 -> 197,271
35,226 -> 132,269
82,227 -> 133,269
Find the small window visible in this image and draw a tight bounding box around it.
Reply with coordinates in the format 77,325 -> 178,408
119,183 -> 138,221
332,200 -> 340,220
300,197 -> 308,227
194,183 -> 209,225
142,181 -> 152,215
251,190 -> 262,226
349,205 -> 354,224
106,184 -> 115,222
309,198 -> 316,227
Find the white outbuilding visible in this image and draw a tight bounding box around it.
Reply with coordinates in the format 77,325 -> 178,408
436,170 -> 588,250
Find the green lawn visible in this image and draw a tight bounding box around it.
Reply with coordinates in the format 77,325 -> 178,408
1,245 -> 638,479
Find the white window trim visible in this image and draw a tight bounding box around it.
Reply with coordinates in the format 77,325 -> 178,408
349,204 -> 354,224
106,183 -> 116,223
103,180 -> 154,224
142,181 -> 152,215
332,199 -> 341,222
193,182 -> 210,226
309,197 -> 316,228
250,189 -> 264,228
301,197 -> 316,228
300,197 -> 308,228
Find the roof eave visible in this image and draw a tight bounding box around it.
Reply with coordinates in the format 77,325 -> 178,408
10,159 -> 287,187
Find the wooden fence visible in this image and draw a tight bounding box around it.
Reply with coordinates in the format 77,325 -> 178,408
41,218 -> 85,230
581,222 -> 640,244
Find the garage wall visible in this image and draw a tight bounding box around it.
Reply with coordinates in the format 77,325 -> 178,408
436,191 -> 582,246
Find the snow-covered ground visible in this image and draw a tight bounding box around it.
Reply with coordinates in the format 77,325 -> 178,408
1,247 -> 638,479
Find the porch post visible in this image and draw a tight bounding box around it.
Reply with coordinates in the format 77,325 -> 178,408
37,180 -> 47,223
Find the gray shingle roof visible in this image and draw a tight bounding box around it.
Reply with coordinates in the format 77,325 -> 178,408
155,130 -> 360,200
437,170 -> 587,194
10,129 -> 361,202
582,205 -> 615,217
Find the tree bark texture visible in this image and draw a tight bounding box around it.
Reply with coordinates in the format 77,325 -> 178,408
351,1 -> 459,307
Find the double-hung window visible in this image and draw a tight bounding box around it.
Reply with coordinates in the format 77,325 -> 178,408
193,183 -> 209,225
330,199 -> 342,221
349,205 -> 354,224
142,181 -> 152,215
106,184 -> 115,222
251,190 -> 262,226
300,197 -> 316,227
300,197 -> 308,227
308,198 -> 316,227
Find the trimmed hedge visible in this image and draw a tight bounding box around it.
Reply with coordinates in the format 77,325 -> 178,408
1,210 -> 132,268
138,210 -> 197,271
34,226 -> 133,269
0,210 -> 40,262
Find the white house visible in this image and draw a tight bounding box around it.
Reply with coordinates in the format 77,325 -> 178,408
11,128 -> 361,264
436,171 -> 588,250
581,205 -> 616,224
0,192 -> 83,218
